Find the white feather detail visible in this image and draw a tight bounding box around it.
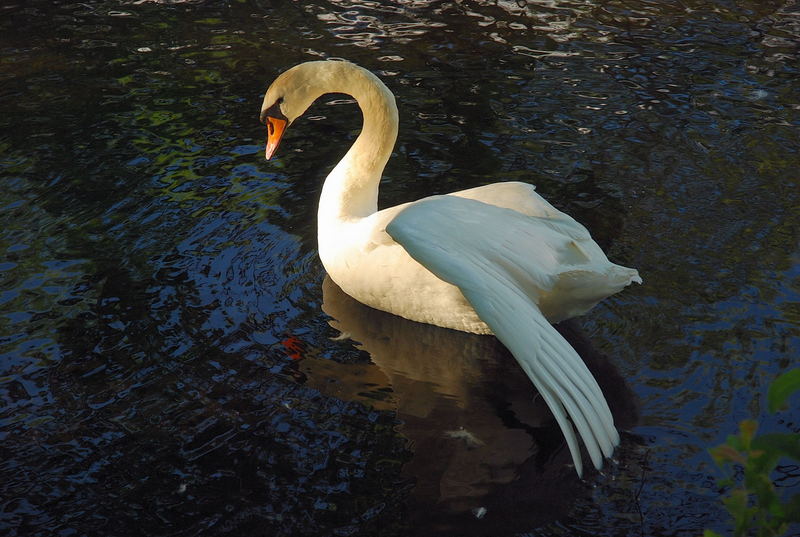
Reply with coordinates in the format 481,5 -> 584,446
387,196 -> 629,476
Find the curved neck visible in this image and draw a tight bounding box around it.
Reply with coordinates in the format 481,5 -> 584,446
317,64 -> 399,224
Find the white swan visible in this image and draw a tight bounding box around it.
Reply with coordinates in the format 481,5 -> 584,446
260,60 -> 641,476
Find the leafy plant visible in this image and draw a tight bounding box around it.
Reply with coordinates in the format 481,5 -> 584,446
704,369 -> 800,537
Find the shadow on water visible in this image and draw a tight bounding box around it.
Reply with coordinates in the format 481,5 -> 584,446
1,0 -> 800,535
318,277 -> 639,536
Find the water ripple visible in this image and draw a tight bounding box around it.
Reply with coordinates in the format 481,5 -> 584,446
1,0 -> 799,535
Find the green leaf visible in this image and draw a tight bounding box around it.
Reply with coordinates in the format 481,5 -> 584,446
746,473 -> 779,514
727,433 -> 745,451
711,444 -> 746,465
740,419 -> 758,448
751,433 -> 800,463
768,368 -> 800,413
703,531 -> 723,537
725,489 -> 754,536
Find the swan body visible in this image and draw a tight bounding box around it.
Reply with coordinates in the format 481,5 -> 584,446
261,60 -> 641,476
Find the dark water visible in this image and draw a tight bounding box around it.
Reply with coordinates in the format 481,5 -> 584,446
1,0 -> 799,535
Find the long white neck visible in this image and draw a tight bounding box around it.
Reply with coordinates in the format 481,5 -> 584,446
316,64 -> 399,226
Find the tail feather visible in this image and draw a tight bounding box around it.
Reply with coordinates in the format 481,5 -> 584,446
468,285 -> 619,477
529,368 -> 586,476
536,356 -> 605,471
540,326 -> 618,444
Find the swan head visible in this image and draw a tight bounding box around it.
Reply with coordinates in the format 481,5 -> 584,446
260,61 -> 337,160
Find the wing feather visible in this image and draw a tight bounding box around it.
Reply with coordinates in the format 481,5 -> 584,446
386,195 -> 622,475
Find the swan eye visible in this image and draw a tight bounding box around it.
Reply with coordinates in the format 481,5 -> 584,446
261,97 -> 287,125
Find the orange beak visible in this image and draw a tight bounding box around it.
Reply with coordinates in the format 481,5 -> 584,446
265,116 -> 288,160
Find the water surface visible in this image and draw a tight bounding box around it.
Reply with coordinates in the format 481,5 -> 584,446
1,1 -> 799,536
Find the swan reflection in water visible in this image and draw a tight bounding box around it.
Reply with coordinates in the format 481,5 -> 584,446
298,277 -> 637,533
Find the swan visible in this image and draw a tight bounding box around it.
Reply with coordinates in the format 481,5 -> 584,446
260,60 -> 641,476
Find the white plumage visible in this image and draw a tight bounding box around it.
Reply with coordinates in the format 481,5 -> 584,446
260,60 -> 641,476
